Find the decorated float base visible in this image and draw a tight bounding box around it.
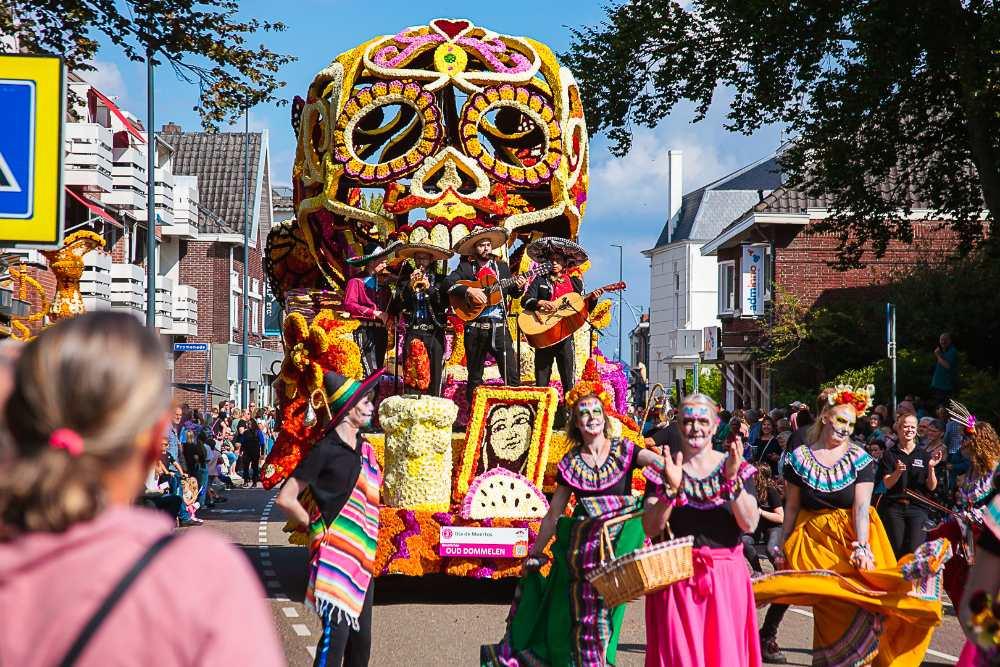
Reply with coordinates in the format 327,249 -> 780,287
375,508 -> 540,579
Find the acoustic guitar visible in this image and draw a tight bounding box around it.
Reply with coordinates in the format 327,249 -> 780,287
449,262 -> 553,322
518,281 -> 626,349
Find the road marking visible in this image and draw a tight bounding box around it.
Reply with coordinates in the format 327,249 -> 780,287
264,568 -> 277,577
282,607 -> 299,618
307,646 -> 316,659
786,607 -> 958,663
292,623 -> 311,637
275,595 -> 290,602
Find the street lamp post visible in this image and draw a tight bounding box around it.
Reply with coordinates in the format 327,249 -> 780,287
611,244 -> 623,362
241,108 -> 250,410
145,48 -> 156,329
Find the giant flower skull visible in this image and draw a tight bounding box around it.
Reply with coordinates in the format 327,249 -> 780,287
287,18 -> 589,291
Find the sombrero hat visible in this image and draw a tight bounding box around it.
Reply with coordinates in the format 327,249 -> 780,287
320,368 -> 385,431
345,240 -> 403,267
396,242 -> 453,261
452,226 -> 508,257
525,237 -> 588,268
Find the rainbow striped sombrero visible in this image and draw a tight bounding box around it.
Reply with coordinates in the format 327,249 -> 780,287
320,368 -> 385,430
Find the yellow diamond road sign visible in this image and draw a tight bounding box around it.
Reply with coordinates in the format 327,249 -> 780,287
0,54 -> 64,247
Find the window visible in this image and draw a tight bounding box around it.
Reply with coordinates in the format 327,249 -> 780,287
718,261 -> 736,315
251,299 -> 258,333
674,273 -> 680,291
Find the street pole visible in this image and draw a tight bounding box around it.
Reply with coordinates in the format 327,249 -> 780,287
241,107 -> 250,410
611,244 -> 623,361
886,303 -> 897,421
145,48 -> 156,328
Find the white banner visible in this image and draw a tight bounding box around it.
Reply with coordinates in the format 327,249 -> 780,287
740,244 -> 767,316
703,326 -> 720,361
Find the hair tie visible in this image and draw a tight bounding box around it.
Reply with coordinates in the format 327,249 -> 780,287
49,428 -> 84,457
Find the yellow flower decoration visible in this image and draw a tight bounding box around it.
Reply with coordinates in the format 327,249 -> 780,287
588,299 -> 613,330
279,312 -> 330,398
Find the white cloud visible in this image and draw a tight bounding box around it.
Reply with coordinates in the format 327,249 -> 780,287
82,60 -> 127,103
585,128 -> 741,222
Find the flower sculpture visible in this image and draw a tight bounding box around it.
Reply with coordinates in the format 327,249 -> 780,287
404,338 -> 431,391
828,383 -> 875,415
312,308 -> 364,380
379,395 -> 459,512
588,299 -> 613,330
40,230 -> 107,322
278,312 -> 330,399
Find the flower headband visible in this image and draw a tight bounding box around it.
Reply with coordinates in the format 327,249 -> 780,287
565,358 -> 612,413
827,384 -> 875,416
947,400 -> 977,435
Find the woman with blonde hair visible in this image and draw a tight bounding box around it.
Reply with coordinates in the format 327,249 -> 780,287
0,312 -> 282,666
482,366 -> 664,667
642,392 -> 761,667
754,385 -> 951,666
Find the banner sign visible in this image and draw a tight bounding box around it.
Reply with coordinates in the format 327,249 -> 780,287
740,244 -> 767,316
703,326 -> 720,361
439,526 -> 529,558
263,293 -> 282,337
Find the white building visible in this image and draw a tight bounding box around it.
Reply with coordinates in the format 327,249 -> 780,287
642,151 -> 783,391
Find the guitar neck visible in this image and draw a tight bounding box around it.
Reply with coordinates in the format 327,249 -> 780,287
586,282 -> 626,299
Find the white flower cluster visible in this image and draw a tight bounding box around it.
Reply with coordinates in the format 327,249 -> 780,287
378,395 -> 459,511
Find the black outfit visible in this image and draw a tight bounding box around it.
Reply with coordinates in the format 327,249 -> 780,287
784,448 -> 876,510
649,422 -> 683,457
521,273 -> 583,389
292,429 -> 372,667
237,429 -> 262,486
785,424 -> 811,451
447,256 -> 523,403
877,444 -> 935,558
752,484 -> 790,639
754,436 -> 782,476
389,265 -> 448,395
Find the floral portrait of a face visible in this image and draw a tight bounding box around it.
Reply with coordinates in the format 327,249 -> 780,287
480,403 -> 535,476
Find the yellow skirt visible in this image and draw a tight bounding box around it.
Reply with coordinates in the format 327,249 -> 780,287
752,507 -> 950,667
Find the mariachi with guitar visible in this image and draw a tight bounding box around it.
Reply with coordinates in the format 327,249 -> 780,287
346,226 -> 624,397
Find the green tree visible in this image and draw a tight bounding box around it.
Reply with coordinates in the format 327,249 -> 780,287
2,1 -> 294,128
565,1 -> 1000,265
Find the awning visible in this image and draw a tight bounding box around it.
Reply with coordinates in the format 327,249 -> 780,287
88,87 -> 146,144
65,188 -> 124,229
172,382 -> 231,398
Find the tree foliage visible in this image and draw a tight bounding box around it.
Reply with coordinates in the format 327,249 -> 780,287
1,1 -> 294,128
565,1 -> 1000,265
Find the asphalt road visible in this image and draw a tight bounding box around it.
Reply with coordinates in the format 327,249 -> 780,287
200,489 -> 965,667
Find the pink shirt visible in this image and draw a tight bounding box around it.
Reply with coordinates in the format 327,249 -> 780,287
0,506 -> 285,666
343,275 -> 387,321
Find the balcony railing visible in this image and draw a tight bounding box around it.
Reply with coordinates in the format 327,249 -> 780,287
81,250 -> 113,312
162,283 -> 198,336
64,123 -> 113,192
665,328 -> 703,358
155,276 -> 174,331
110,263 -> 146,320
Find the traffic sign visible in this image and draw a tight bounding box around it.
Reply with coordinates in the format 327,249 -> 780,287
0,54 -> 64,247
174,342 -> 209,352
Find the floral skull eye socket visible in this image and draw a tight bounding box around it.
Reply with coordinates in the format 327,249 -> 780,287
832,415 -> 856,429
577,403 -> 604,420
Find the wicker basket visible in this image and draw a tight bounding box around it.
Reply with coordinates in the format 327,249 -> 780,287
585,511 -> 694,608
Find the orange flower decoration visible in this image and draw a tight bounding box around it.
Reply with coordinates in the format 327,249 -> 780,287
565,357 -> 612,412
404,338 -> 431,390
279,312 -> 329,399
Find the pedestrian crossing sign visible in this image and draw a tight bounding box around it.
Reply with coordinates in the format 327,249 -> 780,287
0,54 -> 64,247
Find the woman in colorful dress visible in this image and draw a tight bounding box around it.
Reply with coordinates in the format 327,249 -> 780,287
753,385 -> 952,666
276,369 -> 385,667
481,380 -> 663,666
928,412 -> 1000,608
642,393 -> 762,667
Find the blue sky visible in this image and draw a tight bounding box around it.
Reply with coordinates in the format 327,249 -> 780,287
86,0 -> 783,361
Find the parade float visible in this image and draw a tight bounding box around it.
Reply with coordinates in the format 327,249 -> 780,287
262,18 -> 645,578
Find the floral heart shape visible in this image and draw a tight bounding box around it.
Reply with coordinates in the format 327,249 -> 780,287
432,18 -> 471,40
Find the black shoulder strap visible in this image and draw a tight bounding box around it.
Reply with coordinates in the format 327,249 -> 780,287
59,532 -> 179,667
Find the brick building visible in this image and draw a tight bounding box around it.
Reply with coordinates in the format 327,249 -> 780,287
700,185 -> 957,410
163,124 -> 283,409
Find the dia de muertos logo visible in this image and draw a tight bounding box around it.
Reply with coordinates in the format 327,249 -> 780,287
442,528 -> 453,539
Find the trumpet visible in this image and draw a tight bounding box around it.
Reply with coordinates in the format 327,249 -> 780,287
410,268 -> 430,293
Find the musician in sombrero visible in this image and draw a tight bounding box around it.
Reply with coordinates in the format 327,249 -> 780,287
446,226 -> 526,405
388,242 -> 453,396
520,237 -> 588,390
343,242 -> 402,374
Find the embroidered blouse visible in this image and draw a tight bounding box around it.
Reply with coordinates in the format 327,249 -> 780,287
644,458 -> 757,549
556,437 -> 638,498
784,444 -> 875,511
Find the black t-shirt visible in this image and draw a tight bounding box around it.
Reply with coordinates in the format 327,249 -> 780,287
980,528 -> 1000,557
758,486 -> 783,529
291,430 -> 363,524
649,423 -> 682,457
784,444 -> 876,510
878,444 -> 933,503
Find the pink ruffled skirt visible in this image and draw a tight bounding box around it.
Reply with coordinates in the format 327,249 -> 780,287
644,545 -> 762,667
